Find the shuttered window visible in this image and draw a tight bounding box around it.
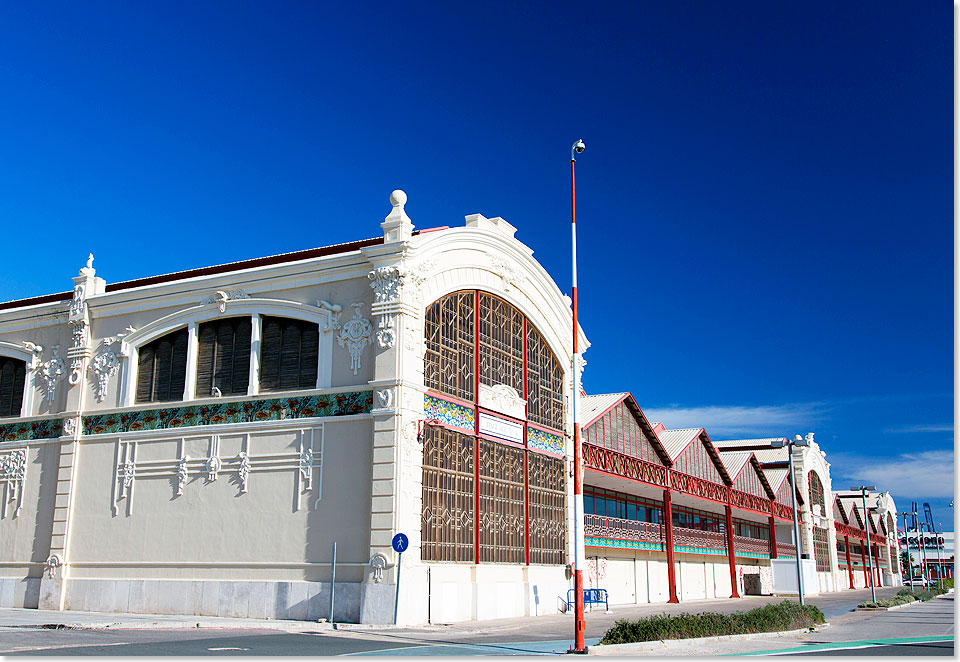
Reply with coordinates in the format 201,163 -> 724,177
259,316 -> 319,392
0,356 -> 26,418
136,328 -> 189,403
196,317 -> 251,397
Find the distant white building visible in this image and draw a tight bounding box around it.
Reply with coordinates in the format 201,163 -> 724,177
900,530 -> 954,580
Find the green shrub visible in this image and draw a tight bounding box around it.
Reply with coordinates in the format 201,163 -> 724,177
599,601 -> 825,645
859,594 -> 916,608
894,587 -> 946,602
943,578 -> 954,589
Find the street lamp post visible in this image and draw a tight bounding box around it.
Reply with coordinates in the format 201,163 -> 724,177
771,434 -> 810,606
569,138 -> 586,654
935,523 -> 944,589
897,511 -> 912,587
914,504 -> 928,586
851,486 -> 877,604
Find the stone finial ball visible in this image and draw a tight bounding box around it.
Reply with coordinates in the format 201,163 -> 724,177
390,189 -> 407,207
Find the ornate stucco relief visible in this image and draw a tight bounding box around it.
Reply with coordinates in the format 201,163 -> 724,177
111,427 -> 324,515
369,266 -> 404,349
34,346 -> 65,405
337,304 -> 373,375
0,448 -> 27,518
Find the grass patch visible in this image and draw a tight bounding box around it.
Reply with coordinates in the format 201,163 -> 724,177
599,601 -> 825,645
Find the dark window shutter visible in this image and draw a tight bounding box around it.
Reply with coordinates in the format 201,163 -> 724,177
259,317 -> 282,392
259,316 -> 319,392
196,317 -> 251,397
136,328 -> 188,403
0,356 -> 26,418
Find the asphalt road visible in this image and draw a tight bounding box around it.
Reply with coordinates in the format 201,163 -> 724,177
0,588 -> 952,656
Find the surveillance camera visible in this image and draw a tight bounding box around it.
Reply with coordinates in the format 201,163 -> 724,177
574,139 -> 586,153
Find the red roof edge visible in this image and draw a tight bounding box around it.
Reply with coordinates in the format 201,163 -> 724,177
0,235 -> 392,312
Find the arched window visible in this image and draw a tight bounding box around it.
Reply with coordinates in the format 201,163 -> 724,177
421,290 -> 566,565
424,290 -> 564,430
0,356 -> 26,418
136,328 -> 189,403
807,471 -> 830,571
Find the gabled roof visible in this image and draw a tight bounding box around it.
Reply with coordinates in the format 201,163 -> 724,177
764,468 -> 790,495
840,498 -> 866,529
834,495 -> 849,524
713,438 -> 790,465
657,428 -> 702,461
579,392 -> 671,465
579,393 -> 629,427
658,427 -> 732,484
717,450 -> 753,483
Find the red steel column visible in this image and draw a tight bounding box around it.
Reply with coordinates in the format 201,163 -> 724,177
844,535 -> 854,588
663,486 -> 679,603
768,515 -> 778,559
726,502 -> 739,598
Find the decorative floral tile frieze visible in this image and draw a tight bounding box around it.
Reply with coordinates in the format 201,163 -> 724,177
424,394 -> 474,431
0,418 -> 63,443
82,391 -> 373,436
528,427 -> 564,455
586,536 -> 665,552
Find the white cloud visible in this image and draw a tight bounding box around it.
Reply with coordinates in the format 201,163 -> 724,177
883,424 -> 954,434
833,450 -> 955,500
641,402 -> 825,438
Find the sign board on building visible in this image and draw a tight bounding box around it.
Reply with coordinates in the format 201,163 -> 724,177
478,412 -> 524,444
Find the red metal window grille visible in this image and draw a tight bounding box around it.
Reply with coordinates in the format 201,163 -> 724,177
525,324 -> 564,432
477,439 -> 526,564
421,427 -> 475,562
424,291 -> 475,402
477,292 -> 524,395
527,452 -> 566,565
812,525 -> 832,571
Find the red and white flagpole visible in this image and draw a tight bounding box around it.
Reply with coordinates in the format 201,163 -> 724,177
570,138 -> 586,654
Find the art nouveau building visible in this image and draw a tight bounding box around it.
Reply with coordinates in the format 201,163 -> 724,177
0,189 -> 897,625
0,192 -> 579,624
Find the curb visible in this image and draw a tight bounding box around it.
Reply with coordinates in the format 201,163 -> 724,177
3,620 -> 393,632
586,623 -> 830,655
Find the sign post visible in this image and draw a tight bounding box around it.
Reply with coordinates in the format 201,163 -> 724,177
392,533 -> 408,626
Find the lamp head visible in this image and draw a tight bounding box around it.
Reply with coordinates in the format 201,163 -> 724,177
571,139 -> 586,160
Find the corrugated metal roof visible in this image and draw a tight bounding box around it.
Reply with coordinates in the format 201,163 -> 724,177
657,428 -> 703,461
764,468 -> 789,493
578,393 -> 628,427
713,438 -> 790,465
717,450 -> 752,482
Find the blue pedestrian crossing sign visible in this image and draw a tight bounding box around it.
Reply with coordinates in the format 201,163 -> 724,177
392,533 -> 409,553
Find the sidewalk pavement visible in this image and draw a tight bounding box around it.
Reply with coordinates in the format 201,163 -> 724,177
0,586 -> 906,640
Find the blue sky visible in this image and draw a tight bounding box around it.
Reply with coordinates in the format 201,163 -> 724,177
0,2 -> 952,525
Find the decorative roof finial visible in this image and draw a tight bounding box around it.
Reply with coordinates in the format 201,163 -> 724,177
86,253 -> 94,270
382,189 -> 413,243
389,189 -> 407,209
